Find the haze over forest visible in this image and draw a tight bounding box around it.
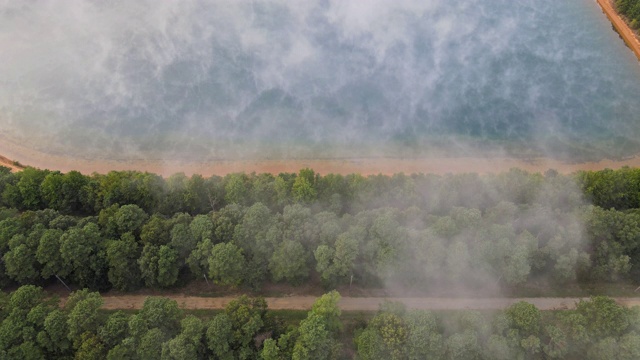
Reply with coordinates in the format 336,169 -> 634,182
2,0 -> 640,161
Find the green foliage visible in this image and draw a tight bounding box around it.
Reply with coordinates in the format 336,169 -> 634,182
8,167 -> 640,300
292,169 -> 317,203
576,296 -> 630,339
293,292 -> 342,360
616,0 -> 640,32
269,240 -> 309,285
138,244 -> 180,288
106,233 -> 141,291
208,242 -> 245,287
4,287 -> 640,360
505,301 -> 541,336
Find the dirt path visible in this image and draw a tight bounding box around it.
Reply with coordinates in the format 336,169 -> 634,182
597,0 -> 640,61
57,295 -> 640,311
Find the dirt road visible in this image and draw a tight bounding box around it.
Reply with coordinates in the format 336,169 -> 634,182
57,295 -> 640,311
597,0 -> 640,61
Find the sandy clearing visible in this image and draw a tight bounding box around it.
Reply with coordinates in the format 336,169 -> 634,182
597,0 -> 640,61
56,295 -> 640,311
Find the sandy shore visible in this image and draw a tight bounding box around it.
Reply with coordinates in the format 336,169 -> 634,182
597,0 -> 640,61
3,134 -> 640,176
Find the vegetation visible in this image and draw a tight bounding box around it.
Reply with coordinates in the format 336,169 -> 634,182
1,286 -> 640,359
2,166 -> 640,293
3,165 -> 640,357
616,0 -> 640,30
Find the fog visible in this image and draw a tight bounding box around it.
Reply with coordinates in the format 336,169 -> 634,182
1,0 -> 640,160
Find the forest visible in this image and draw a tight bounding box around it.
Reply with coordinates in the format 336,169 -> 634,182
1,166 -> 640,292
3,166 -> 640,358
2,286 -> 640,359
617,0 -> 640,29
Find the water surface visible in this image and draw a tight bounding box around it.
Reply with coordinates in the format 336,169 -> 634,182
1,0 -> 639,161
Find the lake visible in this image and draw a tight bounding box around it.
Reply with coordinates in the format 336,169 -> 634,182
1,0 -> 639,161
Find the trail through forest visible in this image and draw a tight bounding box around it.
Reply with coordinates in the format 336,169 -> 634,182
57,295 -> 640,311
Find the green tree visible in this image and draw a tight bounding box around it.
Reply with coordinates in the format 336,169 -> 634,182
140,214 -> 170,246
161,315 -> 204,360
269,240 -> 309,285
98,311 -> 129,349
138,297 -> 182,337
292,175 -> 317,203
576,296 -> 630,339
65,289 -> 104,349
41,170 -> 88,213
3,231 -> 42,283
106,233 -> 141,291
291,291 -> 343,360
39,309 -> 71,356
206,314 -> 234,360
224,173 -> 251,205
505,301 -> 541,337
189,214 -> 214,243
170,223 -> 196,260
138,244 -> 180,288
59,223 -> 108,289
208,242 -> 245,287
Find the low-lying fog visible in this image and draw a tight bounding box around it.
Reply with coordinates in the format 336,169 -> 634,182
1,0 -> 640,160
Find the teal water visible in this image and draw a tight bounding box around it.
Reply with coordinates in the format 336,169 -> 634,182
1,0 -> 639,160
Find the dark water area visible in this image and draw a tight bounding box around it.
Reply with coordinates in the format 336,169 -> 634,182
1,0 -> 640,160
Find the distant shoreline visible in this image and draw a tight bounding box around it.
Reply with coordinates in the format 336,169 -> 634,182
3,135 -> 640,176
596,0 -> 640,61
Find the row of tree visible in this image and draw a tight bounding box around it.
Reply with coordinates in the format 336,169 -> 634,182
1,199 -> 638,292
2,286 -> 640,359
0,285 -> 343,360
356,296 -> 640,360
4,165 -> 640,217
3,166 -> 640,292
0,165 -> 591,217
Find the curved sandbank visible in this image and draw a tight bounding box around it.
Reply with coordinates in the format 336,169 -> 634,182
3,135 -> 640,176
597,0 -> 640,61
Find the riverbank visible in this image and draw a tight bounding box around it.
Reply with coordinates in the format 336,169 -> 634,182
3,136 -> 640,176
597,0 -> 640,61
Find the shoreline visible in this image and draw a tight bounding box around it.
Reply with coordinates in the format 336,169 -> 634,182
596,0 -> 640,61
3,136 -> 640,176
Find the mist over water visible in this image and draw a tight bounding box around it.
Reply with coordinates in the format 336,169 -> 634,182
1,0 -> 640,160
